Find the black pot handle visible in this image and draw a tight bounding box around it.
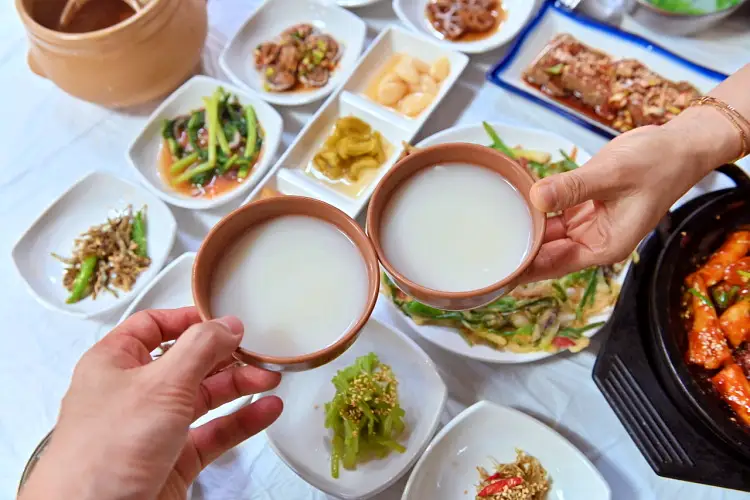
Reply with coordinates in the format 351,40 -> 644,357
656,163 -> 749,243
716,163 -> 750,189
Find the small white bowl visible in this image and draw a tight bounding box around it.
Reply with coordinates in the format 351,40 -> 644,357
220,0 -> 367,106
118,252 -> 252,428
393,0 -> 535,54
127,75 -> 283,210
12,171 -> 176,319
264,318 -> 447,499
402,400 -> 611,500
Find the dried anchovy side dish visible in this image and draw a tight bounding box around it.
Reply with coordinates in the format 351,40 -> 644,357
475,450 -> 550,499
160,87 -> 263,198
324,353 -> 406,479
383,124 -> 625,354
523,34 -> 700,133
683,230 -> 750,427
254,23 -> 342,92
52,206 -> 150,304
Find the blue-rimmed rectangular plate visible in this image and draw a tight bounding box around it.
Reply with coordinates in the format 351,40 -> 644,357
486,1 -> 728,139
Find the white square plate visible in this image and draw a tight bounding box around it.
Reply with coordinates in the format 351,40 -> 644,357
394,0 -> 535,54
12,171 -> 176,319
127,75 -> 283,210
402,400 -> 611,500
264,318 -> 447,499
117,252 -> 251,428
220,0 -> 367,106
487,2 -> 727,138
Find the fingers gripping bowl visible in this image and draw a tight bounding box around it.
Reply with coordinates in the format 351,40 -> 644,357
367,143 -> 546,311
192,196 -> 380,371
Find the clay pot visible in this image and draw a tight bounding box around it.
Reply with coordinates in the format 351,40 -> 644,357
192,196 -> 381,372
16,0 -> 207,108
367,142 -> 546,311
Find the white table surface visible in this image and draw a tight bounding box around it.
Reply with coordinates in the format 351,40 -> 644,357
2,1 -> 750,499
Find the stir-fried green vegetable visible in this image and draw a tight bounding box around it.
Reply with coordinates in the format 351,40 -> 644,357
483,123 -> 579,180
383,262 -> 622,354
324,353 -> 406,479
66,255 -> 98,304
131,209 -> 147,258
647,0 -> 740,14
161,87 -> 263,188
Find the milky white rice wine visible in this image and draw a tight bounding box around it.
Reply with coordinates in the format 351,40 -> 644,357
381,163 -> 532,292
211,215 -> 369,357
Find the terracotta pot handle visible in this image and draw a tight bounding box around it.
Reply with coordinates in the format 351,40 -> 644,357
27,51 -> 46,78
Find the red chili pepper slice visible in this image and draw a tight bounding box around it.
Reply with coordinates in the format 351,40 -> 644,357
477,476 -> 524,497
552,336 -> 576,348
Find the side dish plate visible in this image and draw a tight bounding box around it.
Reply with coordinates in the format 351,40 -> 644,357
486,1 -> 727,139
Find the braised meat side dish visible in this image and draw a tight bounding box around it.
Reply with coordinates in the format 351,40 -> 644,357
523,34 -> 700,133
683,230 -> 750,427
254,23 -> 342,92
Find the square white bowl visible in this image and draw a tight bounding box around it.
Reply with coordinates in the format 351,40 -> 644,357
127,75 -> 283,210
117,252 -> 252,428
402,400 -> 611,500
393,0 -> 535,54
12,171 -> 176,319
264,318 -> 447,499
220,0 -> 367,106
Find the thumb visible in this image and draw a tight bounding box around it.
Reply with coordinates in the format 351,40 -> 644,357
156,316 -> 244,386
530,164 -> 613,213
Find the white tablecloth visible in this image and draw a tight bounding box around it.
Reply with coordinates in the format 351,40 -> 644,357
2,1 -> 750,499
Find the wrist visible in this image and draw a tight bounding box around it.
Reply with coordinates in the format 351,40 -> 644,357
661,105 -> 742,177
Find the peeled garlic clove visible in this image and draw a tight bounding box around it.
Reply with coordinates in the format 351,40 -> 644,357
377,78 -> 408,106
413,57 -> 430,74
429,57 -> 450,82
419,74 -> 439,95
397,92 -> 433,117
394,55 -> 421,85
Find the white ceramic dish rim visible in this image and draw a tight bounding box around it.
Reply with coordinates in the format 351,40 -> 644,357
392,0 -> 536,54
264,317 -> 448,500
219,0 -> 368,106
11,170 -> 177,319
240,24 -> 470,214
401,400 -> 612,499
338,0 -> 384,7
379,121 -> 631,364
126,75 -> 283,210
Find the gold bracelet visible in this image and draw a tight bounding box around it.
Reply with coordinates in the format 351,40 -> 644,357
689,96 -> 750,162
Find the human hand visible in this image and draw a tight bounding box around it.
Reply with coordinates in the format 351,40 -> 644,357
19,307 -> 283,500
522,123 -> 721,282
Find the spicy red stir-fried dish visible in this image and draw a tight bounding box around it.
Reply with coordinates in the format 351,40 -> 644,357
523,34 -> 700,133
475,450 -> 550,500
683,230 -> 750,427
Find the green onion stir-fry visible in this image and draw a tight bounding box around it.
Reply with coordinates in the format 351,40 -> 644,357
52,206 -> 150,304
384,124 -> 627,353
160,87 -> 263,193
483,122 -> 579,181
324,353 -> 406,479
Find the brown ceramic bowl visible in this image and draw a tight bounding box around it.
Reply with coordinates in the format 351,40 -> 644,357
367,143 -> 546,311
193,196 -> 380,372
16,0 -> 207,108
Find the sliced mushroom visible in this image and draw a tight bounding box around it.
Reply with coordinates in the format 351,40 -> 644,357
264,66 -> 296,92
254,42 -> 280,69
299,66 -> 330,87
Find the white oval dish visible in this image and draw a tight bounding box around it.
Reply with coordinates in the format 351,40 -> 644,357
380,122 -> 630,364
220,0 -> 367,107
264,318 -> 447,499
402,400 -> 611,500
11,171 -> 176,319
393,0 -> 535,54
117,252 -> 251,428
338,0 -> 384,7
126,75 -> 283,210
